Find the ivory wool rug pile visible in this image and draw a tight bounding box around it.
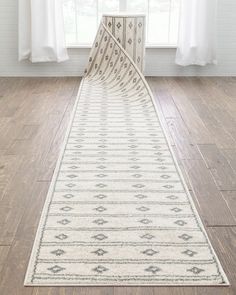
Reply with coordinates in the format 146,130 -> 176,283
25,14 -> 228,286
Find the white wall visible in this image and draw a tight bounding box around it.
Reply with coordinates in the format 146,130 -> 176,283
0,0 -> 236,77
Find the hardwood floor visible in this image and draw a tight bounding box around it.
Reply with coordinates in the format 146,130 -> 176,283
0,77 -> 235,294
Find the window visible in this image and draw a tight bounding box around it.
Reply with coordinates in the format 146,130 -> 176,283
63,0 -> 180,47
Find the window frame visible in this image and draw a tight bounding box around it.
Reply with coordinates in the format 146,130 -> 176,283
64,0 -> 180,49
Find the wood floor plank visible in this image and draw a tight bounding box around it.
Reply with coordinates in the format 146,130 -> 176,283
187,95 -> 236,149
0,118 -> 22,151
164,78 -> 214,144
198,144 -> 236,191
0,246 -> 10,274
115,287 -> 153,295
32,287 -> 75,295
147,77 -> 180,119
181,159 -> 235,226
221,191 -> 236,220
0,155 -> 23,201
0,156 -> 43,244
179,78 -> 236,149
166,117 -> 202,160
0,182 -> 49,295
16,125 -> 40,141
213,77 -> 236,99
221,149 -> 236,173
201,77 -> 236,118
186,78 -> 236,148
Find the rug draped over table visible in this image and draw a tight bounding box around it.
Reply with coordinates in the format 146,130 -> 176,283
25,14 -> 228,286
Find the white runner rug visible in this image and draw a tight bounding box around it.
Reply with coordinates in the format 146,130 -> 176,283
25,15 -> 228,286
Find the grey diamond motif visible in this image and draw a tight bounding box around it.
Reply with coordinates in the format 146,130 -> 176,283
55,233 -> 68,240
160,174 -> 170,179
94,194 -> 107,199
96,174 -> 107,178
129,22 -> 133,29
139,218 -> 152,224
69,166 -> 78,169
160,166 -> 168,170
163,185 -> 174,189
141,233 -> 155,240
94,206 -> 107,212
133,184 -> 145,188
142,249 -> 158,256
92,234 -> 108,241
179,234 -> 192,241
67,174 -> 77,179
66,183 -> 75,188
60,206 -> 73,212
131,166 -> 140,169
93,218 -> 108,225
92,248 -> 108,256
130,158 -> 138,161
134,194 -> 148,199
182,249 -> 197,257
167,195 -> 178,200
63,194 -> 74,199
175,220 -> 187,226
98,151 -> 106,155
51,249 -> 65,256
96,183 -> 107,188
136,206 -> 150,212
57,219 -> 71,225
116,22 -> 121,29
97,165 -> 106,169
171,207 -> 182,213
48,265 -> 65,273
156,159 -> 164,162
93,265 -> 108,273
187,267 -> 204,274
145,266 -> 161,274
132,174 -> 142,178
128,38 -> 132,44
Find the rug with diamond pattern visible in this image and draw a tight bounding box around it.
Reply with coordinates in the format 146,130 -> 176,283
24,15 -> 228,286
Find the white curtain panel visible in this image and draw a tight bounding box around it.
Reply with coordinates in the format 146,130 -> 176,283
18,0 -> 69,62
175,0 -> 218,66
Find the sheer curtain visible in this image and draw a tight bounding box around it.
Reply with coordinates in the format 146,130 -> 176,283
175,0 -> 218,66
19,0 -> 69,62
